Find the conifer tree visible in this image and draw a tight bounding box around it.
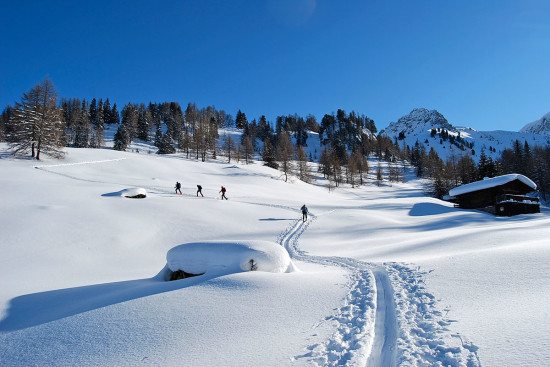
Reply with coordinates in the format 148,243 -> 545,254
235,109 -> 247,129
262,137 -> 277,169
243,135 -> 254,164
157,133 -> 176,154
113,124 -> 129,151
74,100 -> 90,148
111,103 -> 120,124
137,104 -> 150,141
103,98 -> 112,124
8,79 -> 64,159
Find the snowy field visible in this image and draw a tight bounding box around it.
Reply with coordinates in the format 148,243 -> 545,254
1,144 -> 549,366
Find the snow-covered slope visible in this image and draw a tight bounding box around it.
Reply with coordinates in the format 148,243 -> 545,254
1,145 -> 549,366
381,108 -> 550,161
520,112 -> 550,135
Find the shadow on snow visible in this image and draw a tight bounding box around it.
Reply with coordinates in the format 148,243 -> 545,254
0,270 -> 216,332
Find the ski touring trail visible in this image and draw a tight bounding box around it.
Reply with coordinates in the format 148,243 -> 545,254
277,211 -> 481,367
278,214 -> 392,366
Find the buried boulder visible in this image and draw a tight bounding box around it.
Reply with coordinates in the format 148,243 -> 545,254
161,241 -> 297,281
120,188 -> 147,199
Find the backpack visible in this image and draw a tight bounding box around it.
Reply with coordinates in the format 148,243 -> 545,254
197,185 -> 202,190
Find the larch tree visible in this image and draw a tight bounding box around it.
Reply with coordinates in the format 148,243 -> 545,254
8,79 -> 64,160
376,162 -> 383,186
243,135 -> 254,164
276,131 -> 294,182
295,144 -> 311,182
224,134 -> 235,163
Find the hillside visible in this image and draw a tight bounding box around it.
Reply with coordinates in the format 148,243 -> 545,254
381,108 -> 550,161
0,145 -> 549,366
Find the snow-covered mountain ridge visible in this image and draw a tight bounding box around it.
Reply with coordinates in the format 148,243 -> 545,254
520,112 -> 550,135
381,108 -> 550,161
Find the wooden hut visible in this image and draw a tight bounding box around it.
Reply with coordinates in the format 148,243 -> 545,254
448,174 -> 540,216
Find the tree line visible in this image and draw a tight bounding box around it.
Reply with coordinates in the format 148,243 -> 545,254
2,79 -> 548,201
405,139 -> 550,202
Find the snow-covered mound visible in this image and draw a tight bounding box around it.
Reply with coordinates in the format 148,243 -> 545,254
449,174 -> 537,196
120,187 -> 147,198
166,241 -> 295,276
520,112 -> 550,135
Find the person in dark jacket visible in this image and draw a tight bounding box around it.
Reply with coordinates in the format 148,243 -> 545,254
197,184 -> 203,197
175,181 -> 182,195
219,186 -> 228,200
301,204 -> 308,222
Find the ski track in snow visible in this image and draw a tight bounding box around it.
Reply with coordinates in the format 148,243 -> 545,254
33,158 -> 127,168
277,216 -> 378,366
276,213 -> 481,367
387,263 -> 482,367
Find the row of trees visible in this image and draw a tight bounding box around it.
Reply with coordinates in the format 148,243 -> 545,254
0,81 -> 402,189
406,139 -> 550,202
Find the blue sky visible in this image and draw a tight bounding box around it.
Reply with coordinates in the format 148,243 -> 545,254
1,0 -> 549,130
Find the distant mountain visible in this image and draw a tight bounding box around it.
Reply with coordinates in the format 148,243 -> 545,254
520,112 -> 550,135
380,108 -> 550,162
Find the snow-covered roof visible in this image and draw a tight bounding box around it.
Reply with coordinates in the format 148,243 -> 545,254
449,174 -> 537,197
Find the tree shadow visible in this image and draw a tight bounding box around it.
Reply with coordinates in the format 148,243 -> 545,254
0,267 -> 214,332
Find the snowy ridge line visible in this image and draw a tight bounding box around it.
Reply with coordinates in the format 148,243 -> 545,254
34,158 -> 126,168
278,217 -> 376,367
387,263 -> 481,366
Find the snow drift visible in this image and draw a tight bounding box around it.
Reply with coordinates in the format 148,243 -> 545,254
120,187 -> 147,198
163,241 -> 296,279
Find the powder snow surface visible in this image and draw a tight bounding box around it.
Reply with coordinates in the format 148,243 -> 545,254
1,143 -> 549,366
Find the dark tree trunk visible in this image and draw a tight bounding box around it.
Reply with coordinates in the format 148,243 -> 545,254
36,139 -> 41,160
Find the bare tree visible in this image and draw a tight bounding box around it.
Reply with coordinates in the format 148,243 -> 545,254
276,131 -> 294,182
243,135 -> 254,164
295,144 -> 311,182
8,79 -> 64,160
376,162 -> 383,186
224,134 -> 235,163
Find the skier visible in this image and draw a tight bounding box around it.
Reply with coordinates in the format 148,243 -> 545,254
175,181 -> 182,195
219,186 -> 228,200
197,184 -> 204,197
300,204 -> 308,222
